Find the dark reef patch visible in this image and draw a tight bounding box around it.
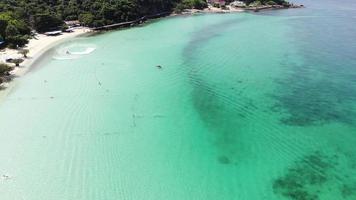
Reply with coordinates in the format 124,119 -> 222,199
182,17 -> 252,164
183,17 -> 245,60
272,58 -> 356,127
273,151 -> 334,200
340,183 -> 356,198
218,155 -> 231,165
271,9 -> 356,127
273,150 -> 356,200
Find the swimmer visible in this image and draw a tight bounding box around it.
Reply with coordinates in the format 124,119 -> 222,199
2,174 -> 11,180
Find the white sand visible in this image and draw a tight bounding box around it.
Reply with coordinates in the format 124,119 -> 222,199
1,27 -> 91,77
0,27 -> 91,98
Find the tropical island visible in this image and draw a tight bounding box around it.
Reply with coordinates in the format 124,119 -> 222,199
0,0 -> 302,86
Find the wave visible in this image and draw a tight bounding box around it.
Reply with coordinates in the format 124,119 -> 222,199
53,43 -> 96,60
68,47 -> 96,55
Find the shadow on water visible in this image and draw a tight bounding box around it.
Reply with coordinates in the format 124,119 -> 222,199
182,16 -> 253,165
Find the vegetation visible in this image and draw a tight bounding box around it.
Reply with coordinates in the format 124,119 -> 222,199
0,12 -> 30,48
0,0 -> 289,48
0,63 -> 12,84
0,0 -> 182,47
175,0 -> 208,13
0,63 -> 12,75
241,0 -> 289,6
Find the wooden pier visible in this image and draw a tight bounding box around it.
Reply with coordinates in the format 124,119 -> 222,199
92,12 -> 171,31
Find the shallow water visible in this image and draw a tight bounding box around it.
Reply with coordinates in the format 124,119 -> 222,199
1,0 -> 356,199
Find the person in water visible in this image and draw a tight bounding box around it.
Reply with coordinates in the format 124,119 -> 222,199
66,50 -> 70,54
156,65 -> 162,69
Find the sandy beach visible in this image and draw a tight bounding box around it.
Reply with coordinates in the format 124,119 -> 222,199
0,27 -> 91,97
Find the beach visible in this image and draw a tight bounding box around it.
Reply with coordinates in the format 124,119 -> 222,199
1,0 -> 356,198
0,27 -> 91,98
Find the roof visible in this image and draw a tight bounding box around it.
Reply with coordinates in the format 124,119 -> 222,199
65,20 -> 80,25
45,31 -> 62,35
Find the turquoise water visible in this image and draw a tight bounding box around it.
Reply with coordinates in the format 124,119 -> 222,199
1,0 -> 356,199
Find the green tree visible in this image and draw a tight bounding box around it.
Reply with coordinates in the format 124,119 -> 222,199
0,18 -> 8,38
0,63 -> 12,75
33,14 -> 63,33
7,35 -> 28,48
78,13 -> 94,27
5,24 -> 20,37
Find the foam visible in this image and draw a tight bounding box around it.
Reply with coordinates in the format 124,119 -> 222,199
53,43 -> 96,60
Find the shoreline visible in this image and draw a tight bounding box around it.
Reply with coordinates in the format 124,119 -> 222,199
0,27 -> 91,100
172,3 -> 304,15
0,4 -> 303,100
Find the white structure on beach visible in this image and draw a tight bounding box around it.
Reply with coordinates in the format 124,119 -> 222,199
44,31 -> 62,36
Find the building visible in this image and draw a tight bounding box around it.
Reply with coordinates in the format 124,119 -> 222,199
44,31 -> 62,36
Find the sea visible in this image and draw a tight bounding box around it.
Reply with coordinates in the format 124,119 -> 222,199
1,0 -> 356,199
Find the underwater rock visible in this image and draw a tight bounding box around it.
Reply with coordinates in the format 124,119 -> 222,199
273,152 -> 334,200
218,155 -> 231,165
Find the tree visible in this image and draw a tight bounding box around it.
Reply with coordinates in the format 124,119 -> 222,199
33,14 -> 63,33
0,18 -> 8,38
7,35 -> 28,48
0,63 -> 12,74
78,13 -> 94,27
5,24 -> 20,37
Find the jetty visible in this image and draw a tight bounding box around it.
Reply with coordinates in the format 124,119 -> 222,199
92,12 -> 171,31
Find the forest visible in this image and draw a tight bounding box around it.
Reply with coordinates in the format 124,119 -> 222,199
0,0 -> 288,48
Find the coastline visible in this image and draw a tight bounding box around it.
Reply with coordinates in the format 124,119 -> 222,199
0,27 -> 91,100
0,4 -> 303,100
172,3 -> 304,15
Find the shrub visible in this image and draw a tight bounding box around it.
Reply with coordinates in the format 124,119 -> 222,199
33,14 -> 63,33
0,63 -> 12,74
5,24 -> 20,37
61,24 -> 69,32
7,35 -> 28,48
266,1 -> 277,5
175,0 -> 208,11
174,3 -> 186,13
249,1 -> 262,6
78,13 -> 95,27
